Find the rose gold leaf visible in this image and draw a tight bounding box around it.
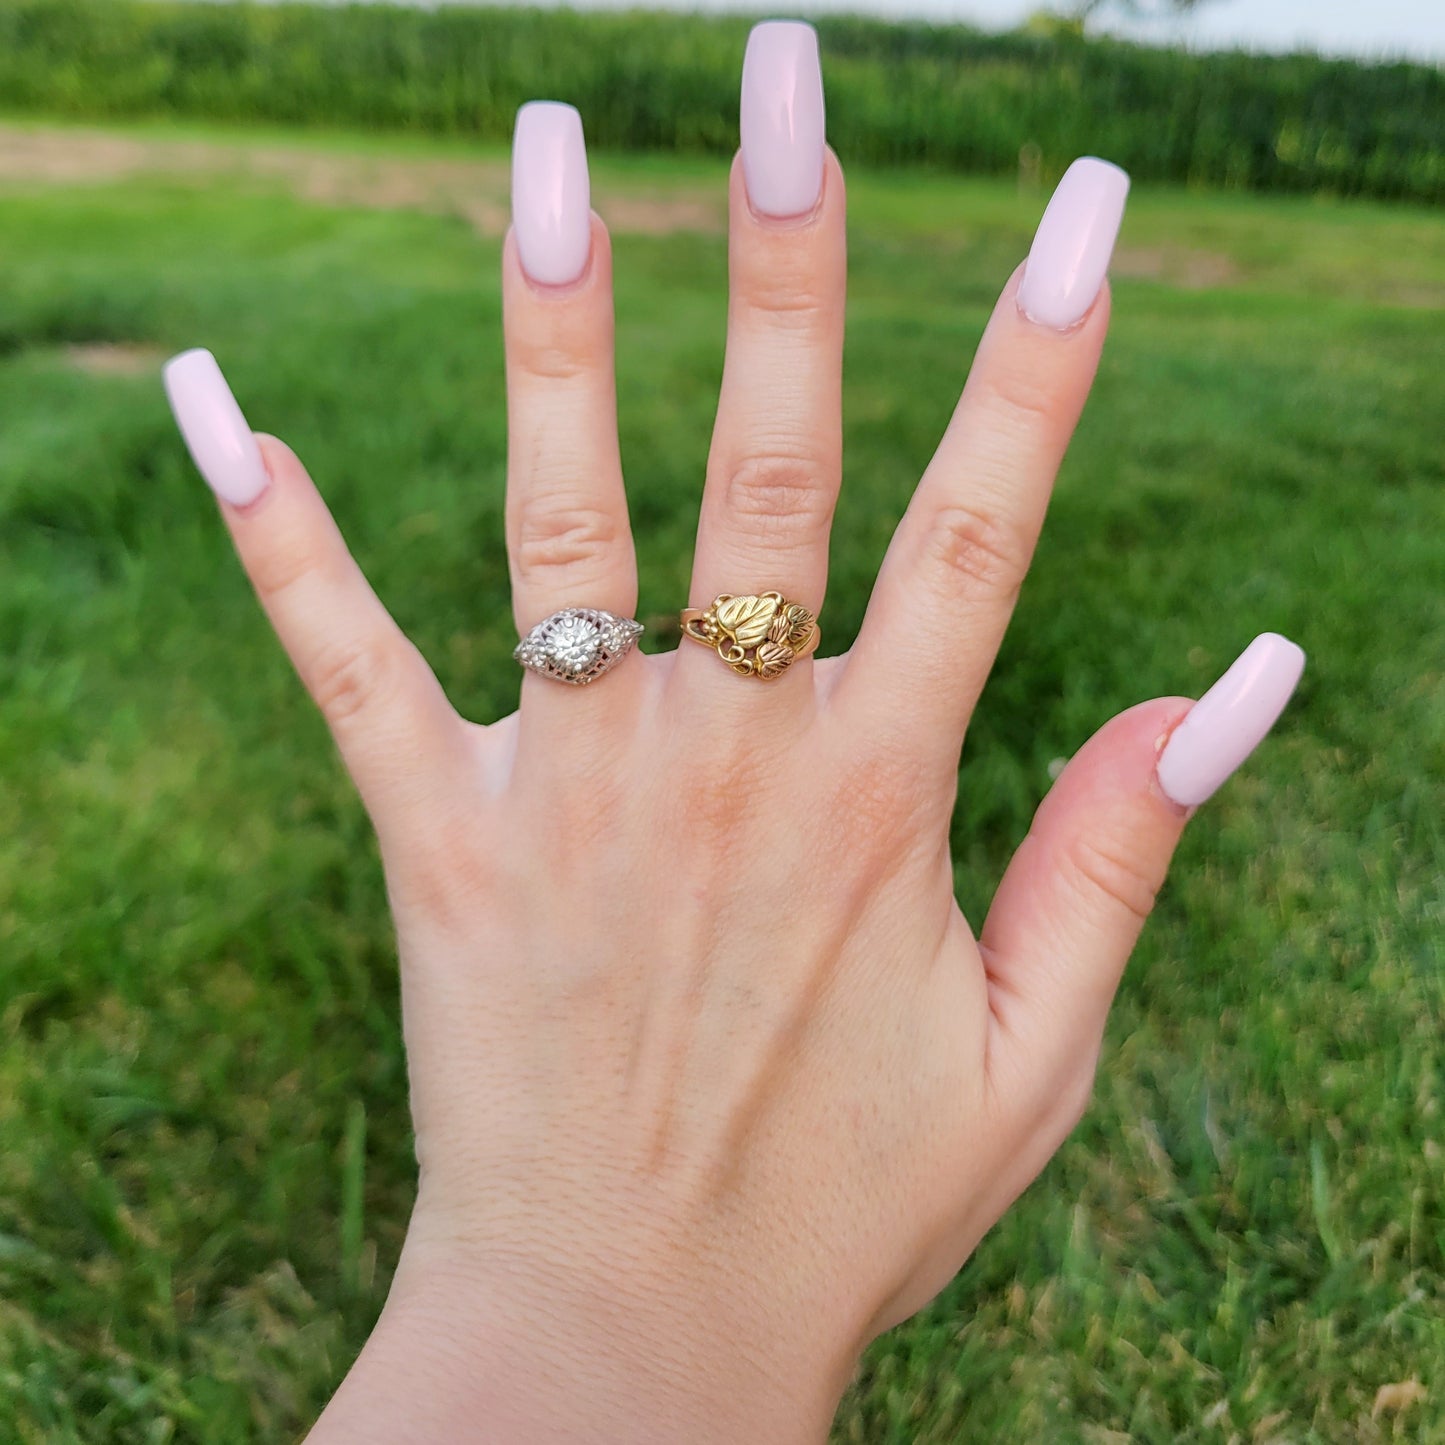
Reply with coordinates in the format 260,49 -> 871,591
780,603 -> 815,647
754,640 -> 795,679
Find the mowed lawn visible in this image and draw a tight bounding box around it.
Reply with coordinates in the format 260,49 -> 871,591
0,121 -> 1440,1443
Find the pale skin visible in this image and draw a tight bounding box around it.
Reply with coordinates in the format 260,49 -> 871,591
214,151 -> 1197,1440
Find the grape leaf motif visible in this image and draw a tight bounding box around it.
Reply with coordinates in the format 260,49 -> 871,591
769,603 -> 815,649
714,593 -> 781,650
754,640 -> 796,679
694,591 -> 813,679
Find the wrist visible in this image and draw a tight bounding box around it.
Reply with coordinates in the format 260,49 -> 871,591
308,1231 -> 852,1444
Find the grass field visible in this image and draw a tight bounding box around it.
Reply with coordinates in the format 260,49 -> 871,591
0,118 -> 1441,1443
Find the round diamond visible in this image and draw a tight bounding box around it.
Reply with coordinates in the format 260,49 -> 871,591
548,614 -> 602,673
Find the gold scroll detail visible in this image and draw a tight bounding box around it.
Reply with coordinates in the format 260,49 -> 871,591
681,592 -> 819,679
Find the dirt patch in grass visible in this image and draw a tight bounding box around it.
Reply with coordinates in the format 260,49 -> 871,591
8,124 -> 1439,309
1114,244 -> 1240,289
0,124 -> 724,236
65,342 -> 168,376
605,193 -> 720,234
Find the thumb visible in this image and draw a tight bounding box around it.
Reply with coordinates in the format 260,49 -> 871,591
980,633 -> 1305,1121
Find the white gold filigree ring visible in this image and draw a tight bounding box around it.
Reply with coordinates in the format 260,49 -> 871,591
514,607 -> 644,686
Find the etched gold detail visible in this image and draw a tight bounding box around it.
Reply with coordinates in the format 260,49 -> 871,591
680,591 -> 819,679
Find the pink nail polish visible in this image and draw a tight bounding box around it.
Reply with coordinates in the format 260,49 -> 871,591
1018,157 -> 1130,331
1156,633 -> 1306,808
740,21 -> 825,220
511,101 -> 591,286
162,348 -> 268,507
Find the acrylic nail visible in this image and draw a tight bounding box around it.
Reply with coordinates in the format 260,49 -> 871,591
511,101 -> 591,287
162,348 -> 268,507
1017,157 -> 1130,331
1156,633 -> 1306,808
740,21 -> 826,220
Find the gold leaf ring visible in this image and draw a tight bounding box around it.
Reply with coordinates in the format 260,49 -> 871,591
680,591 -> 820,679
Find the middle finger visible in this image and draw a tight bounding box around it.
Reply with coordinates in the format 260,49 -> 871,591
683,23 -> 846,686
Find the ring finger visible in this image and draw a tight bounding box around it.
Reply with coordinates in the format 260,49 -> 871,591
683,23 -> 845,689
503,102 -> 639,724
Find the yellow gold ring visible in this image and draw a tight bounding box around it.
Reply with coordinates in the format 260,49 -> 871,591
680,591 -> 820,679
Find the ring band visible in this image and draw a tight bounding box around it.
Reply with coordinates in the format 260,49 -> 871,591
680,592 -> 819,679
515,607 -> 643,685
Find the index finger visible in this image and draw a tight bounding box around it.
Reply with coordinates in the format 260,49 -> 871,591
836,159 -> 1129,786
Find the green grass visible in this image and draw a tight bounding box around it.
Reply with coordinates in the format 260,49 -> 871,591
4,0 -> 1443,201
0,122 -> 1441,1443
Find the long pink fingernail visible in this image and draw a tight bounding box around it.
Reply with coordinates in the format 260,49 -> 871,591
512,101 -> 591,286
1018,157 -> 1130,331
1156,633 -> 1306,808
162,348 -> 269,507
741,21 -> 825,220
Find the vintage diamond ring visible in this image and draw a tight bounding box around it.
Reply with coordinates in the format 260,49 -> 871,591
680,591 -> 819,679
514,607 -> 644,685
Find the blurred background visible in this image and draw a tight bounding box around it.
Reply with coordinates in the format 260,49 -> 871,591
0,0 -> 1440,1440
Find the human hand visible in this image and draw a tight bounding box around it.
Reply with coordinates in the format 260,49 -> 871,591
162,22 -> 1304,1443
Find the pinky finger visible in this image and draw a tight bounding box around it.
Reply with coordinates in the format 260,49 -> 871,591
163,349 -> 467,838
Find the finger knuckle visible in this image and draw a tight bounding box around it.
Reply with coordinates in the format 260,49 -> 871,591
977,364 -> 1068,436
306,633 -> 398,728
669,738 -> 769,866
921,502 -> 1032,600
822,744 -> 933,871
535,763 -> 631,862
743,280 -> 831,325
513,498 -> 621,576
511,325 -> 606,384
248,530 -> 327,603
720,452 -> 834,532
736,243 -> 836,323
1065,833 -> 1160,928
